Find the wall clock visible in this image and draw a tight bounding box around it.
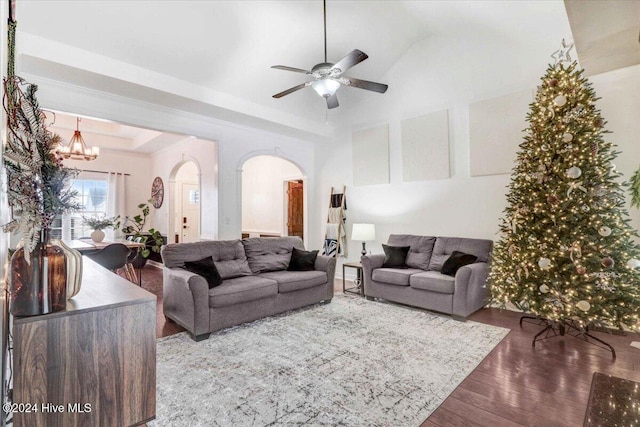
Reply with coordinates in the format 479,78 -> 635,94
151,176 -> 164,208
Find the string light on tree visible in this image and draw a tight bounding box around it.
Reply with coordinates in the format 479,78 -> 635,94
489,39 -> 640,343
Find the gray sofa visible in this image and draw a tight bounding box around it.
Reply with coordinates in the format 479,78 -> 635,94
361,235 -> 492,319
161,236 -> 336,341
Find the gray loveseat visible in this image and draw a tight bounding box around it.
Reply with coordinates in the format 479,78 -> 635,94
161,237 -> 336,341
361,235 -> 492,319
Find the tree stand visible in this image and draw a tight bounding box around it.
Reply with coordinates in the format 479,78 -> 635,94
519,315 -> 616,359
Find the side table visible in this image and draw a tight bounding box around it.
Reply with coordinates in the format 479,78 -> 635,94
343,261 -> 364,296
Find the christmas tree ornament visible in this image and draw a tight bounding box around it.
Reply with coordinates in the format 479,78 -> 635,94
551,39 -> 574,65
559,245 -> 568,251
541,144 -> 549,151
598,226 -> 612,237
567,181 -> 587,197
627,259 -> 640,269
576,300 -> 591,312
576,266 -> 587,275
553,95 -> 567,107
566,166 -> 582,179
562,132 -> 573,142
539,284 -> 550,294
594,117 -> 604,128
590,141 -> 599,156
538,258 -> 552,270
548,78 -> 558,87
547,194 -> 559,205
581,205 -> 590,212
601,257 -> 614,268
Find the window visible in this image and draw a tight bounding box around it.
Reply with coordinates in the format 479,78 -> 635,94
50,177 -> 108,240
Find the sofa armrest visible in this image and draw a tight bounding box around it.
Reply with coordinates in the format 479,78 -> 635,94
361,254 -> 385,295
162,267 -> 210,336
452,262 -> 490,318
315,255 -> 336,300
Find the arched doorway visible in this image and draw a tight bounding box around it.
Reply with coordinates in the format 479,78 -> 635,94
170,160 -> 201,243
241,155 -> 305,240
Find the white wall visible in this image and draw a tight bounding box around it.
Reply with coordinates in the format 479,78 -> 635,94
317,32 -> 640,279
589,64 -> 640,231
242,155 -> 303,235
62,148 -> 152,220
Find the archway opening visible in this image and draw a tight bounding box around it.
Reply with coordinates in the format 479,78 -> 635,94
241,155 -> 305,240
170,160 -> 201,243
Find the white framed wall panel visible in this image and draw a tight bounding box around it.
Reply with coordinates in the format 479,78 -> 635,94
469,90 -> 532,176
352,124 -> 390,186
401,110 -> 450,182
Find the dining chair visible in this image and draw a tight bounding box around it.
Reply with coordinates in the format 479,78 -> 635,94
86,243 -> 137,282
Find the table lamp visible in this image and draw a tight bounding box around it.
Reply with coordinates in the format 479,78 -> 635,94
352,223 -> 376,257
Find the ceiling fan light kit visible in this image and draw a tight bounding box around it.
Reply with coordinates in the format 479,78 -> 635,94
271,0 -> 388,109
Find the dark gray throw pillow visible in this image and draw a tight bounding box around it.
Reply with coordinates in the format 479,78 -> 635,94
441,251 -> 478,276
184,257 -> 223,289
382,244 -> 410,268
288,248 -> 318,271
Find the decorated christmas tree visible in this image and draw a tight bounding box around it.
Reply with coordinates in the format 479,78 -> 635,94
489,41 -> 640,335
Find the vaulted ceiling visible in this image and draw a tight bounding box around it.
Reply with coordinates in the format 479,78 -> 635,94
14,1 -> 637,148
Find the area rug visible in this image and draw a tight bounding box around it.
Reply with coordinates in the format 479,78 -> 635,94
150,295 -> 509,426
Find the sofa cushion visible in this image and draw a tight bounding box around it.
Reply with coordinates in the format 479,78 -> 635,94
441,251 -> 478,276
382,244 -> 410,268
161,240 -> 252,280
258,270 -> 327,293
183,257 -> 222,289
242,237 -> 305,273
429,237 -> 493,272
212,241 -> 253,279
208,276 -> 278,308
387,235 -> 436,270
288,248 -> 319,271
410,271 -> 455,294
371,268 -> 424,286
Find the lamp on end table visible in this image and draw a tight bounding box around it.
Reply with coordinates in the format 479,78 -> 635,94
351,223 -> 376,257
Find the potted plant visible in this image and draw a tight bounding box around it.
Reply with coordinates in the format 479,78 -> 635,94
82,215 -> 114,243
3,76 -> 82,316
115,199 -> 164,268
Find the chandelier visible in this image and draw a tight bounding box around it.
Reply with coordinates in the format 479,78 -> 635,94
58,117 -> 99,161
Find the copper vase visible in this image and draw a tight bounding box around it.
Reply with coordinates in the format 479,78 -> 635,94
9,229 -> 68,317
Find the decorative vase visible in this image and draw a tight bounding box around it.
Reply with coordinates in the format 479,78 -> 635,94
9,229 -> 68,317
52,239 -> 83,300
91,229 -> 105,243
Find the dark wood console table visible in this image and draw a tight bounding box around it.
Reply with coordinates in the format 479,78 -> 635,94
11,258 -> 157,426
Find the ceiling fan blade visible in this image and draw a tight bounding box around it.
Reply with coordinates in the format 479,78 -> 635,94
330,49 -> 368,75
272,82 -> 311,98
326,93 -> 339,109
271,65 -> 312,74
339,76 -> 388,93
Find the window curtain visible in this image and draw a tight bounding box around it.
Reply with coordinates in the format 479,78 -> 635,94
106,172 -> 126,240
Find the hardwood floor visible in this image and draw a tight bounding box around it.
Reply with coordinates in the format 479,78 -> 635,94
139,267 -> 640,426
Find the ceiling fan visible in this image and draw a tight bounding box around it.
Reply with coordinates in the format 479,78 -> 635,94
271,0 -> 388,109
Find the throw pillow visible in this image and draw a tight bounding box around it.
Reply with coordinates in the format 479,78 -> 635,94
441,251 -> 478,276
288,247 -> 319,271
184,257 -> 223,289
382,244 -> 410,268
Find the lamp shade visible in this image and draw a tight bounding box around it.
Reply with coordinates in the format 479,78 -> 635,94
311,78 -> 340,98
352,223 -> 375,241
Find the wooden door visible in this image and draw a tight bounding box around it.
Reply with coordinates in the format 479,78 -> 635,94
287,180 -> 304,239
180,183 -> 200,243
